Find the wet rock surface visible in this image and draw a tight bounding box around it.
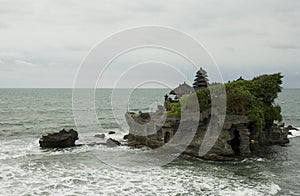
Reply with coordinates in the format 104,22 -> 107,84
106,138 -> 121,147
285,125 -> 299,132
39,129 -> 78,148
125,111 -> 291,161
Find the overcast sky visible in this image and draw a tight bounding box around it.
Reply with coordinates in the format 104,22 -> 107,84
0,0 -> 299,88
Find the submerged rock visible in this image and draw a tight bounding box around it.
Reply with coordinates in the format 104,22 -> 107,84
106,138 -> 121,147
39,129 -> 78,148
94,133 -> 105,139
108,131 -> 116,135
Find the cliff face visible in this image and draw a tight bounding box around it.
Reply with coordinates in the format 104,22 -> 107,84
125,111 -> 289,161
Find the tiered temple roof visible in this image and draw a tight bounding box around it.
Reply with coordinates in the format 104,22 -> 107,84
193,68 -> 209,90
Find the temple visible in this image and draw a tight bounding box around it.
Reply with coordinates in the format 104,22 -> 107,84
169,82 -> 193,100
125,69 -> 290,161
193,68 -> 209,90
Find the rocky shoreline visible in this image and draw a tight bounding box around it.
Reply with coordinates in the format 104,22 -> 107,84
38,122 -> 297,161
125,111 -> 292,161
39,129 -> 121,148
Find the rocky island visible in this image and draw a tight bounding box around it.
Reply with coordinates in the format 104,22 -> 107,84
125,69 -> 292,161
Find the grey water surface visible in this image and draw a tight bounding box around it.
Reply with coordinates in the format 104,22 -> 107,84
0,89 -> 299,195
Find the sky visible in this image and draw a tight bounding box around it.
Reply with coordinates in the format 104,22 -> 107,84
0,0 -> 299,88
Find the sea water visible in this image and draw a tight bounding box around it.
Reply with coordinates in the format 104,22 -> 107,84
0,89 -> 299,195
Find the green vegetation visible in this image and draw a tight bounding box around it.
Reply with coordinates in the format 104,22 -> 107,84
165,101 -> 182,115
165,73 -> 283,136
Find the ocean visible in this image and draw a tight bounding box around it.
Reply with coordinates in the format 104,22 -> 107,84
0,88 -> 299,195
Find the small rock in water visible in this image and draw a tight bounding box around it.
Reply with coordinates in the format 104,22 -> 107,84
287,125 -> 299,131
39,129 -> 78,148
108,131 -> 116,135
123,134 -> 129,140
140,112 -> 150,120
106,138 -> 121,147
94,133 -> 105,138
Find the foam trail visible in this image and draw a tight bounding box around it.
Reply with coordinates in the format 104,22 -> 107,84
288,127 -> 300,138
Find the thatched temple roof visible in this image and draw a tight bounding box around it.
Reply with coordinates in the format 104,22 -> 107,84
169,82 -> 193,98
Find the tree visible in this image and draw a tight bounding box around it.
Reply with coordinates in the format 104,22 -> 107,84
168,72 -> 284,137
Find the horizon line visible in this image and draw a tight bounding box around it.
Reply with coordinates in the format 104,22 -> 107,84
0,87 -> 299,90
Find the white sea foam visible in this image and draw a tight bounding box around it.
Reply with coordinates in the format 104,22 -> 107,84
219,182 -> 281,196
288,128 -> 300,138
0,137 -> 283,196
0,162 -> 280,196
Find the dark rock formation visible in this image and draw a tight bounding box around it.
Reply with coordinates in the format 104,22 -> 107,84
106,138 -> 121,147
123,134 -> 129,140
125,111 -> 290,161
108,131 -> 116,135
268,124 -> 290,145
285,125 -> 299,131
39,129 -> 78,148
284,125 -> 299,137
94,133 -> 105,138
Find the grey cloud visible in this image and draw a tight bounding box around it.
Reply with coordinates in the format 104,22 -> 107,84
64,42 -> 91,52
0,52 -> 25,61
208,29 -> 268,38
270,44 -> 300,50
131,1 -> 166,13
0,0 -> 299,87
15,60 -> 38,67
0,22 -> 9,29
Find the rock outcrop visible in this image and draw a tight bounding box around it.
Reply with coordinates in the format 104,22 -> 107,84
39,129 -> 78,148
284,125 -> 299,137
106,138 -> 121,147
125,111 -> 290,161
285,125 -> 299,132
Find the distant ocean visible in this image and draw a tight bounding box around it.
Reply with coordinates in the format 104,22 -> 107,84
0,88 -> 299,195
